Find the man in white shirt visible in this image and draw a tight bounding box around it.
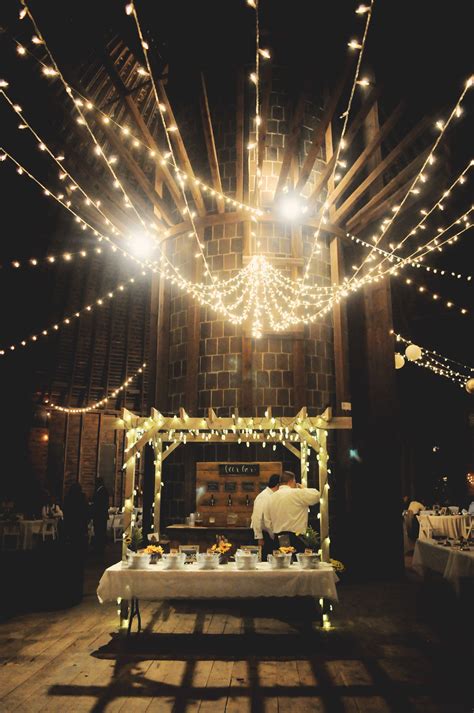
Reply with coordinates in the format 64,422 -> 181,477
251,473 -> 280,560
263,471 -> 320,553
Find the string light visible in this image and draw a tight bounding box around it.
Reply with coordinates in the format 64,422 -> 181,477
0,246 -> 112,271
350,160 -> 473,280
11,36 -> 264,220
0,88 -> 127,242
49,362 -> 146,413
20,2 -> 169,258
349,76 -> 473,284
392,331 -> 473,388
3,4 -> 472,342
127,2 -> 223,299
0,274 -> 142,356
292,0 -> 375,312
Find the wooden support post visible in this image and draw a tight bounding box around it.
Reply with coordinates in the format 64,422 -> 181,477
152,438 -> 163,537
200,73 -> 224,213
316,427 -> 329,563
122,427 -> 136,560
300,440 -> 308,487
347,94 -> 403,576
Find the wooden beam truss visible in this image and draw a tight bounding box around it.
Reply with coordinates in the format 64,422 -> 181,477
118,407 -> 351,553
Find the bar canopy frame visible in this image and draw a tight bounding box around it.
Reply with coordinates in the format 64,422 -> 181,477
117,406 -> 351,562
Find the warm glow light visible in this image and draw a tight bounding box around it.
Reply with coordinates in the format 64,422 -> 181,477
278,194 -> 302,221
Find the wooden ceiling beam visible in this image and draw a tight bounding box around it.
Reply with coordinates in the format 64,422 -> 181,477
235,69 -> 245,204
257,62 -> 273,184
99,120 -> 175,227
325,101 -> 404,210
156,79 -> 207,217
304,85 -> 382,208
199,73 -> 224,213
295,59 -> 355,194
160,209 -> 347,241
100,51 -> 186,217
349,177 -> 415,236
274,88 -> 308,195
347,147 -> 430,233
332,115 -> 430,225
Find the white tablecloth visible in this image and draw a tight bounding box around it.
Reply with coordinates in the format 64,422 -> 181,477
97,561 -> 339,604
420,514 -> 470,539
20,520 -> 43,549
412,539 -> 474,594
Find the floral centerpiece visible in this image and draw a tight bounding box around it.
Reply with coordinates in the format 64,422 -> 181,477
210,536 -> 233,564
144,544 -> 164,564
126,526 -> 143,553
330,558 -> 345,573
278,546 -> 295,555
298,525 -> 320,552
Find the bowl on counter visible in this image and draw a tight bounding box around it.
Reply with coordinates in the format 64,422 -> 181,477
197,552 -> 220,570
267,553 -> 292,570
235,549 -> 258,571
162,552 -> 186,570
296,552 -> 320,570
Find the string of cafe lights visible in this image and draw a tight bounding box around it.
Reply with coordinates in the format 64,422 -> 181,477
291,0 -> 375,313
0,97 -> 233,301
392,331 -> 473,388
246,0 -> 272,208
11,38 -> 264,219
48,362 -> 147,413
349,76 -> 474,284
393,331 -> 474,372
0,148 -> 158,273
19,1 -> 177,265
302,207 -> 474,324
0,272 -> 144,357
2,246 -> 111,271
1,140 -> 469,339
3,2 -> 472,339
349,234 -> 473,283
126,1 -> 223,302
1,87 -> 127,243
350,159 -> 474,282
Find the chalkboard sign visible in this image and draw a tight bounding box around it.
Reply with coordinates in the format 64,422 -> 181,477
206,481 -> 219,492
224,481 -> 237,492
219,463 -> 260,476
241,481 -> 255,492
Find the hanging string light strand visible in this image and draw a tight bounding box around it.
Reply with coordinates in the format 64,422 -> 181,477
49,362 -> 147,413
349,76 -> 474,284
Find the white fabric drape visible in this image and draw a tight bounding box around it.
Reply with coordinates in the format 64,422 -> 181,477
97,561 -> 338,603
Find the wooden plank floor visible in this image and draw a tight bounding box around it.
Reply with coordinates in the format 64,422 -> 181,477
0,546 -> 471,713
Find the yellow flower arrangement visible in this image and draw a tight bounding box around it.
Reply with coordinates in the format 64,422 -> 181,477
144,545 -> 164,555
210,540 -> 232,555
278,546 -> 295,555
330,558 -> 345,572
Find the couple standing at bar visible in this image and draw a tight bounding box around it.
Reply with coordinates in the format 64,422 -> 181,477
251,471 -> 320,560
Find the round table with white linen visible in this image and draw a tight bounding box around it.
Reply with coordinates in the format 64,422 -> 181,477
422,514 -> 470,540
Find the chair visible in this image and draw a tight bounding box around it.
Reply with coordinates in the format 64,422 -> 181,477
417,515 -> 432,540
113,514 -> 124,543
462,517 -> 473,541
1,523 -> 21,550
41,518 -> 57,542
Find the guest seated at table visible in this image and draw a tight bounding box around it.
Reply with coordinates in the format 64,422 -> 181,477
263,471 -> 320,553
407,498 -> 425,514
251,473 -> 279,560
42,495 -> 63,520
